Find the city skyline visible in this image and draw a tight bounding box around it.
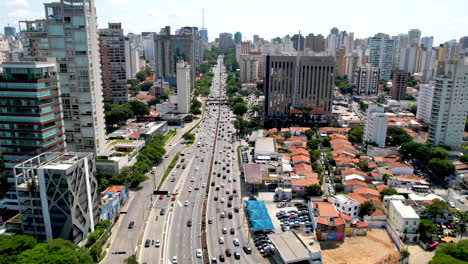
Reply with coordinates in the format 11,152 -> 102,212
2,0 -> 467,45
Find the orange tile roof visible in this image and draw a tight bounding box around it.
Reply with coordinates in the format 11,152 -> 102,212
286,145 -> 307,151
341,169 -> 367,177
329,134 -> 348,140
268,128 -> 278,134
332,150 -> 356,158
128,131 -> 141,138
290,127 -> 310,132
354,187 -> 380,197
292,177 -> 319,187
374,157 -> 384,162
332,144 -> 357,152
334,217 -> 345,226
316,216 -> 329,225
314,202 -> 339,217
368,162 -> 378,168
289,136 -> 307,142
291,148 -> 310,157
384,161 -> 413,169
375,185 -> 389,192
281,155 -> 291,161
319,127 -> 351,133
330,138 -> 351,145
356,221 -> 368,228
392,174 -> 426,182
135,94 -> 155,99
102,185 -> 124,194
304,172 -> 319,179
280,128 -> 290,132
335,157 -> 359,166
344,179 -> 368,187
339,212 -> 353,221
371,209 -> 385,217
455,163 -> 468,170
295,163 -> 313,172
346,193 -> 367,204
292,155 -> 311,164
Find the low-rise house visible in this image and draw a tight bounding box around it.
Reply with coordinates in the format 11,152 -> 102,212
291,174 -> 320,195
292,155 -> 311,166
291,148 -> 310,157
353,187 -> 380,199
289,127 -> 311,136
388,174 -> 429,188
387,199 -> 420,242
319,127 -> 350,135
295,163 -> 313,174
100,185 -> 129,221
383,162 -> 414,175
332,150 -> 356,159
335,157 -> 359,170
309,201 -> 345,241
344,179 -> 368,192
332,144 -> 357,154
332,194 -> 360,218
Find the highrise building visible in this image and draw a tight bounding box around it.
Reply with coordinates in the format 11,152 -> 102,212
364,105 -> 387,147
336,48 -> 346,76
253,34 -> 260,43
218,33 -> 235,49
239,54 -> 264,83
0,58 -> 66,181
353,64 -> 380,96
428,59 -> 468,149
142,32 -> 156,68
393,34 -> 409,69
14,152 -> 98,243
291,34 -> 305,51
200,29 -> 208,43
408,29 -> 421,46
305,33 -> 325,53
4,26 -> 16,37
99,23 -> 128,104
416,82 -> 434,124
234,32 -> 242,43
124,36 -> 142,79
420,36 -> 434,49
175,60 -> 191,114
235,41 -> 252,62
19,0 -> 106,154
345,53 -> 360,82
399,44 -> 422,74
0,34 -> 11,65
264,55 -> 335,121
391,70 -> 408,100
369,33 -> 394,80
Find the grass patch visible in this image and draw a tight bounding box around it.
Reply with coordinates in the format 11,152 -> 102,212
237,146 -> 242,168
157,151 -> 180,190
162,129 -> 176,144
99,251 -> 107,262
109,139 -> 133,146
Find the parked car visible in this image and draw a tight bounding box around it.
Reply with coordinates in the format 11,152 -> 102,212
128,221 -> 134,229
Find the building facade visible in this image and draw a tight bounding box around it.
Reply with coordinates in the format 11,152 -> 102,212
99,23 -> 128,104
391,70 -> 408,100
387,200 -> 420,242
234,31 -> 242,43
175,60 -> 191,114
416,82 -> 434,124
14,152 -> 99,244
428,59 -> 468,149
124,36 -> 142,79
4,26 -> 16,37
19,0 -> 106,154
364,105 -> 387,147
264,55 -> 335,122
369,34 -> 394,80
0,58 -> 66,181
353,64 -> 380,95
218,33 -> 235,49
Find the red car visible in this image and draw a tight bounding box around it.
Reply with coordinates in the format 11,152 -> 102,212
233,189 -> 237,194
234,207 -> 239,213
288,215 -> 298,219
171,195 -> 177,201
159,195 -> 164,200
427,241 -> 439,249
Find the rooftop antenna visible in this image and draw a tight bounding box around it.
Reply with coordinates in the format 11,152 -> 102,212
292,30 -> 301,108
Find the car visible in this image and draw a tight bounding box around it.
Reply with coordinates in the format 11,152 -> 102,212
220,212 -> 226,218
211,181 -> 215,186
172,256 -> 177,263
187,219 -> 192,227
196,248 -> 202,258
233,189 -> 237,193
208,218 -> 213,224
219,236 -> 225,244
128,221 -> 134,229
188,187 -> 192,192
233,238 -> 240,246
228,178 -> 232,182
243,245 -> 252,254
427,241 -> 439,249
176,164 -> 180,169
191,177 -> 195,182
159,195 -> 164,200
219,254 -> 225,262
211,258 -> 218,264
155,240 -> 161,247
194,186 -> 199,190
222,227 -> 227,234
171,177 -> 176,182
220,198 -> 225,203
214,196 -> 218,201
202,183 -> 206,188
225,248 -> 232,257
160,209 -> 166,215
226,189 -> 230,194
171,195 -> 177,201
234,207 -> 239,213
227,202 -> 232,208
230,228 -> 235,235
228,212 -> 233,219
233,252 -> 240,259
184,200 -> 189,206
228,195 -> 233,200
145,239 -> 150,247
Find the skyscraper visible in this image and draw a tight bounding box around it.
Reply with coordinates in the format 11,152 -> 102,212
364,105 -> 387,147
353,64 -> 380,96
142,32 -> 156,68
99,23 -> 128,104
14,152 -> 98,243
391,70 -> 408,100
218,33 -> 235,49
416,82 -> 434,124
305,33 -> 325,53
408,29 -> 421,46
19,0 -> 106,154
369,33 -> 394,80
420,36 -> 434,49
336,48 -> 346,76
200,29 -> 208,43
0,58 -> 66,181
234,32 -> 242,43
428,59 -> 468,149
264,55 -> 335,121
175,60 -> 191,114
124,35 -> 142,79
4,26 -> 16,37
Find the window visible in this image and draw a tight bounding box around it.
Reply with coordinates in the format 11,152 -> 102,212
59,64 -> 67,73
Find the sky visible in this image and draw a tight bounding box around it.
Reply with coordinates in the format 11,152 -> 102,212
1,0 -> 467,45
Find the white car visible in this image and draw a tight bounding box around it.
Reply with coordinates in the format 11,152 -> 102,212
191,177 -> 195,182
196,248 -> 202,258
184,200 -> 189,206
155,240 -> 161,247
188,187 -> 192,192
220,198 -> 225,203
172,256 -> 177,263
219,236 -> 225,244
233,238 -> 240,246
202,183 -> 206,188
228,178 -> 232,182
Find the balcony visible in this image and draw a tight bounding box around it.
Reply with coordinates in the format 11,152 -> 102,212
0,72 -> 57,83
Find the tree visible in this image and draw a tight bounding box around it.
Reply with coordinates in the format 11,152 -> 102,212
459,155 -> 468,164
348,126 -> 364,143
307,138 -> 322,150
409,105 -> 417,115
128,100 -> 149,117
16,239 -> 93,264
381,173 -> 392,185
305,184 -> 324,197
400,247 -> 411,259
283,131 -> 291,140
322,136 -> 331,147
424,199 -> 449,220
418,219 -> 437,242
379,187 -> 398,199
309,149 -> 321,162
427,159 -> 455,178
148,97 -> 161,106
454,210 -> 468,238
104,103 -> 133,130
430,147 -> 449,160
124,255 -> 139,264
429,240 -> 468,264
182,132 -> 195,143
0,235 -> 37,264
233,102 -> 247,116
139,81 -> 153,91
358,201 -> 376,218
136,70 -> 147,82
359,101 -> 368,111
304,129 -> 315,140
357,161 -> 370,172
335,183 -> 344,193
386,126 -> 412,146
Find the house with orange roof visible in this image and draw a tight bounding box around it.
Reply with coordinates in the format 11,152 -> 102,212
286,145 -> 307,151
335,157 -> 359,170
346,192 -> 367,204
289,126 -> 311,136
292,155 -> 311,166
332,149 -> 356,159
344,179 -> 368,192
309,201 -> 345,241
267,128 -> 278,136
137,109 -> 160,122
342,168 -> 367,178
328,134 -> 348,140
291,177 -> 320,194
100,185 -> 129,221
295,163 -> 313,174
291,148 -> 310,157
279,127 -> 290,135
330,138 -> 351,146
284,139 -> 307,148
375,167 -> 393,181
288,136 -> 307,142
276,135 -> 285,144
318,127 -> 350,135
375,185 -> 389,192
353,187 -> 380,198
332,144 -> 357,154
383,161 -> 414,175
387,174 -> 429,188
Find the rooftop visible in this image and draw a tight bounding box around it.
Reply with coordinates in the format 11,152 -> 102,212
269,231 -> 313,263
314,202 -> 339,218
390,200 -> 419,219
255,137 -> 276,153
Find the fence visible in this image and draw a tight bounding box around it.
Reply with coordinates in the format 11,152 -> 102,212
385,222 -> 405,250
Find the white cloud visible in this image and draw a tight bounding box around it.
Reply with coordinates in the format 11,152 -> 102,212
6,0 -> 29,8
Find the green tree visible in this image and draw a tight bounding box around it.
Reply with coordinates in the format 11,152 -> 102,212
16,239 -> 93,264
409,105 -> 417,115
322,136 -> 331,147
139,81 -> 153,91
359,101 -> 368,111
136,70 -> 148,82
233,102 -> 247,116
283,131 -> 291,140
379,187 -> 398,199
424,199 -> 449,220
429,240 -> 468,264
309,149 -> 321,162
430,147 -> 449,160
427,159 -> 455,178
148,97 -> 161,106
458,155 -> 468,164
124,255 -> 139,264
357,161 -> 370,172
182,132 -> 195,143
335,183 -> 344,193
386,126 -> 412,146
400,247 -> 411,259
0,235 -> 37,264
418,219 -> 437,242
128,100 -> 150,117
348,126 -> 364,143
358,201 -> 376,218
304,129 -> 315,140
454,210 -> 468,238
305,184 -> 324,197
104,104 -> 133,130
307,138 -> 322,150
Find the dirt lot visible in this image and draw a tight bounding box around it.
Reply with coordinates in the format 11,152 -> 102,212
320,229 -> 401,264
